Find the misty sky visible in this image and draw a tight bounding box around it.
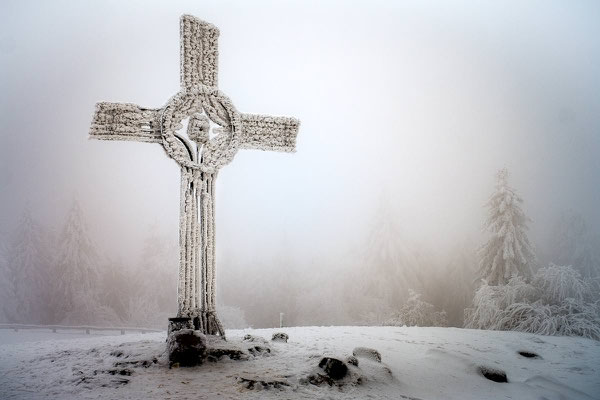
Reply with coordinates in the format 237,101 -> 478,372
1,0 -> 599,267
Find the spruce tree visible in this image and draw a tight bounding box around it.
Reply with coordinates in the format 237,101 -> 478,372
361,196 -> 422,312
54,200 -> 102,323
478,168 -> 536,285
0,240 -> 17,322
4,209 -> 51,323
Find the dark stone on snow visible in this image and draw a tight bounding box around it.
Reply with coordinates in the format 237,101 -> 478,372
204,335 -> 249,362
479,366 -> 508,383
247,345 -> 271,356
113,357 -> 157,368
353,347 -> 382,362
93,368 -> 132,376
238,376 -> 290,390
167,329 -> 207,367
318,357 -> 348,380
346,355 -> 359,366
106,368 -> 132,376
271,332 -> 289,343
206,347 -> 246,362
76,370 -> 131,388
518,350 -> 541,359
305,373 -> 335,386
243,334 -> 266,343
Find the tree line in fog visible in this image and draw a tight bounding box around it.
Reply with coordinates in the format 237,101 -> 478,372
1,170 -> 599,339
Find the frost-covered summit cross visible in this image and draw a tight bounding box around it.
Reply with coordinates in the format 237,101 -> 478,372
89,15 -> 299,338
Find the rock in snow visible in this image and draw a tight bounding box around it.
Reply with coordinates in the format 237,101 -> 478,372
478,366 -> 508,383
242,334 -> 268,343
318,357 -> 348,380
272,332 -> 289,343
167,329 -> 206,366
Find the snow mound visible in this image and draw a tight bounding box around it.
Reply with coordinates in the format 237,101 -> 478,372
353,346 -> 382,362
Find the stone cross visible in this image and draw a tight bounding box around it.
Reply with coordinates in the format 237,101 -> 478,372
89,15 -> 299,338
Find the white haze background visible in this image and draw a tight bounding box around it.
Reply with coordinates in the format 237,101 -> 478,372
0,0 -> 599,328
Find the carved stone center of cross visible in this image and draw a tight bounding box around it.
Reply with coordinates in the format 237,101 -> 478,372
160,86 -> 241,171
89,15 -> 299,338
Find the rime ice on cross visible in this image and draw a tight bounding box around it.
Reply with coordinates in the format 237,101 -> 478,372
89,15 -> 299,338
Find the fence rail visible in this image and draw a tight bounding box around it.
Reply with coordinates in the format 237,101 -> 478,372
0,323 -> 163,335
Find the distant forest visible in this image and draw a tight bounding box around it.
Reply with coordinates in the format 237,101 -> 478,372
1,171 -> 599,339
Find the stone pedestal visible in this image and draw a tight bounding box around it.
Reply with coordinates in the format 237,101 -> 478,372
168,317 -> 194,337
167,329 -> 207,367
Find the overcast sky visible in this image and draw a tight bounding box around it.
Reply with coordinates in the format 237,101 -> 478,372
1,0 -> 599,266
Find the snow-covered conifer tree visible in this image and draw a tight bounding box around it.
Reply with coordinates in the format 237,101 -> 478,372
478,168 -> 536,285
54,200 -> 104,324
122,226 -> 178,327
361,196 -> 422,310
0,242 -> 16,322
385,289 -> 447,327
99,258 -> 134,321
135,226 -> 177,313
3,209 -> 52,323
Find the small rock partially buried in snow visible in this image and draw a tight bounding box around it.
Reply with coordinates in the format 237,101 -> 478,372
518,350 -> 541,359
271,332 -> 289,343
479,366 -> 508,383
246,345 -> 271,356
238,376 -> 290,390
353,347 -> 381,363
204,336 -> 248,362
167,329 -> 207,367
319,357 -> 348,380
243,334 -> 263,342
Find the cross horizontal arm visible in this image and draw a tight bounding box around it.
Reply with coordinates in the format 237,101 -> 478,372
180,15 -> 219,90
239,114 -> 300,152
89,102 -> 162,143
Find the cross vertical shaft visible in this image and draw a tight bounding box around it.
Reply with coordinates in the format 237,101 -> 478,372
178,168 -> 224,336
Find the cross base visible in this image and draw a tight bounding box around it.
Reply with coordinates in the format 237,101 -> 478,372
168,311 -> 225,339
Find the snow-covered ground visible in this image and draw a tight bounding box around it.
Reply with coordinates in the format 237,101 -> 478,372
1,326 -> 598,399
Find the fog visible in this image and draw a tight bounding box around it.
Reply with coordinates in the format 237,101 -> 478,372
1,0 -> 599,328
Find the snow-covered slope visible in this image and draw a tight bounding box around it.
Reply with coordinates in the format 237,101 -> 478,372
1,326 -> 598,399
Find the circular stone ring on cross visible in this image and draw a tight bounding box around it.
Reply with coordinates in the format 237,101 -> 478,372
160,85 -> 243,172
